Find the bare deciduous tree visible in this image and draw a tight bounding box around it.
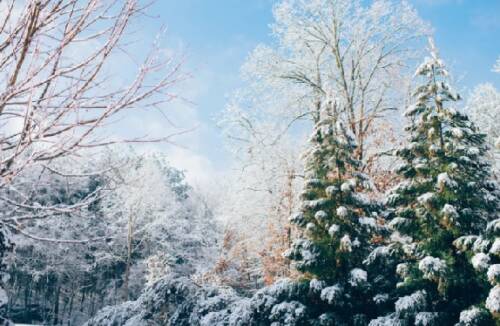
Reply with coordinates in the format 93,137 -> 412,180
0,0 -> 184,239
226,0 -> 430,162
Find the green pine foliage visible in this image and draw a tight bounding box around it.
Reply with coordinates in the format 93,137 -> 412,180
284,102 -> 384,323
385,42 -> 500,325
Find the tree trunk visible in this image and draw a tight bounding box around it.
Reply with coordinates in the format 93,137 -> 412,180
123,215 -> 134,301
67,289 -> 75,326
53,285 -> 60,325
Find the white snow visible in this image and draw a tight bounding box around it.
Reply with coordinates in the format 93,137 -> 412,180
490,238 -> 500,256
486,285 -> 500,315
436,172 -> 457,189
328,224 -> 340,236
320,285 -> 343,305
418,256 -> 446,280
359,217 -> 377,228
471,253 -> 490,271
325,185 -> 339,197
473,238 -> 491,253
487,219 -> 500,234
302,198 -> 329,210
395,290 -> 427,314
340,182 -> 353,193
441,204 -> 458,218
339,234 -> 352,252
269,301 -> 307,324
314,210 -> 328,223
309,278 -> 325,293
415,312 -> 440,326
417,192 -> 435,206
451,127 -> 464,139
336,206 -> 349,218
459,307 -> 486,325
349,268 -> 368,287
396,263 -> 409,277
364,246 -> 395,265
289,212 -> 305,224
306,222 -> 316,232
388,217 -> 409,230
467,147 -> 480,156
373,294 -> 389,304
488,264 -> 500,286
453,235 -> 479,252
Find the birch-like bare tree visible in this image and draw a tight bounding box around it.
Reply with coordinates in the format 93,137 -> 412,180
0,0 -> 184,239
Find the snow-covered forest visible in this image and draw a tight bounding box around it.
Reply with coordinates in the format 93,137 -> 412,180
0,0 -> 499,325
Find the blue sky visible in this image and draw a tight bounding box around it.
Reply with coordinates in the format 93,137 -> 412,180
134,0 -> 500,186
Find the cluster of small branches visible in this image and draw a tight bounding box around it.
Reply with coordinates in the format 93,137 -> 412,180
0,0 -> 184,242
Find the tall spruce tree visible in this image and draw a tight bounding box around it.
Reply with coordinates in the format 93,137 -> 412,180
283,100 -> 384,324
379,41 -> 500,325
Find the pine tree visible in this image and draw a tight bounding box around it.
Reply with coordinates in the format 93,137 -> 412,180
382,41 -> 499,325
284,100 -> 384,324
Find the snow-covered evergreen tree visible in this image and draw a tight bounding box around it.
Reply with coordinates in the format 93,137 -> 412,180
383,41 -> 499,325
283,100 -> 384,324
